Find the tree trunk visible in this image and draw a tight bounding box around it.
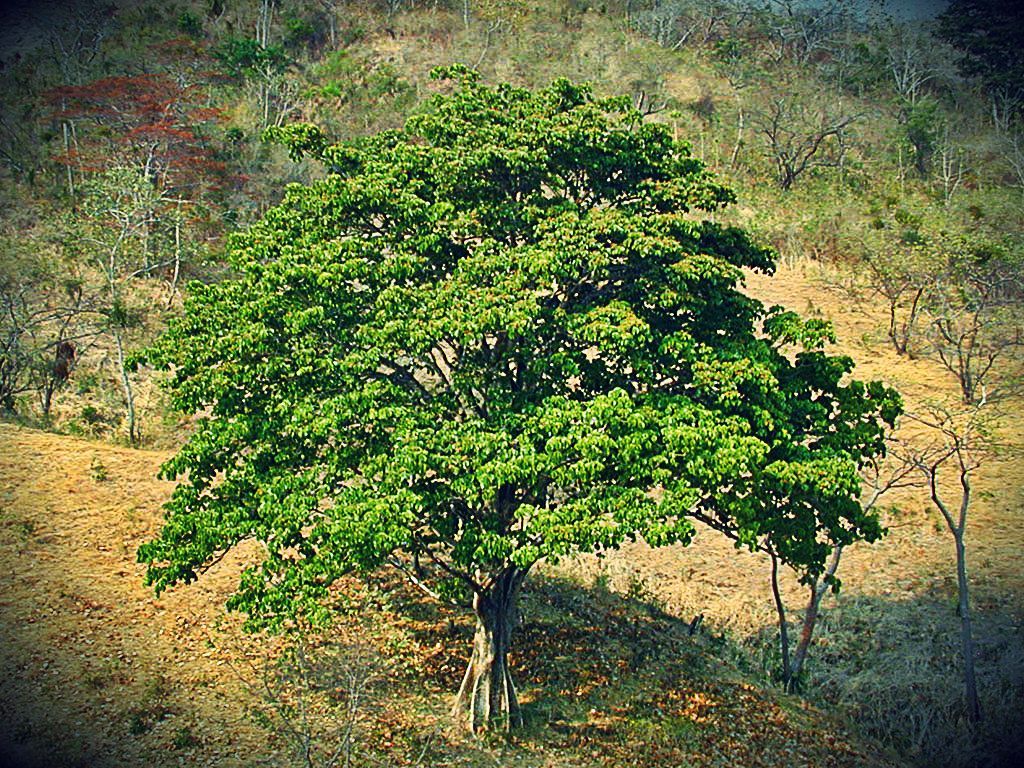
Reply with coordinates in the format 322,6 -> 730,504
453,568 -> 526,732
730,105 -> 744,168
888,298 -> 903,355
927,457 -> 982,724
779,164 -> 795,191
769,552 -> 792,686
904,287 -> 925,360
62,119 -> 75,201
113,331 -> 138,445
954,532 -> 982,723
790,545 -> 843,690
789,581 -> 824,691
41,380 -> 55,418
167,207 -> 181,309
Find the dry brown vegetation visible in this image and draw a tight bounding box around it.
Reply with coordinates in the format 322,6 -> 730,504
2,264 -> 1022,767
0,421 -> 891,768
2,1 -> 1023,764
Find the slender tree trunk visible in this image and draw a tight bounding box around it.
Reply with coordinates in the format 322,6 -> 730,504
954,532 -> 982,723
769,552 -> 792,686
730,105 -> 744,168
473,24 -> 493,70
904,287 -> 925,359
41,378 -> 56,418
453,567 -> 526,732
62,119 -> 75,201
789,546 -> 842,690
113,331 -> 137,445
789,583 -> 820,690
888,298 -> 903,355
167,207 -> 181,309
928,461 -> 982,724
778,162 -> 795,190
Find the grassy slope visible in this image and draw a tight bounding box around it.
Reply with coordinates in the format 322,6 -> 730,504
0,418 -> 895,768
1,2 -> 1023,765
3,263 -> 1022,767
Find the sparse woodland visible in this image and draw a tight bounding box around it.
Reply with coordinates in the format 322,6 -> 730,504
0,2 -> 1022,767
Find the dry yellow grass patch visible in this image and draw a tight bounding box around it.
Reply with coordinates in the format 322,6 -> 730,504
0,425 -> 275,766
0,262 -> 1020,767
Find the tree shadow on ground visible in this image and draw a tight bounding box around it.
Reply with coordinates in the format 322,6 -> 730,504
5,558 -> 1020,768
374,569 -> 892,768
375,566 -> 1024,768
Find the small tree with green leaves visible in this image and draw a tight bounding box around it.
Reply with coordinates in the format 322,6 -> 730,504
138,67 -> 899,731
760,442 -> 917,693
216,37 -> 295,129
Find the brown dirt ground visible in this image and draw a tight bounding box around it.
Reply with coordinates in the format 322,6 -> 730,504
0,262 -> 1020,767
0,429 -> 278,767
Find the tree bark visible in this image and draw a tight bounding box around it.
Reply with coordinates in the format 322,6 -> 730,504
730,105 -> 744,168
113,331 -> 138,445
954,532 -> 982,723
789,582 -> 819,690
769,552 -> 792,686
789,545 -> 842,690
167,206 -> 181,309
926,454 -> 982,724
453,567 -> 526,732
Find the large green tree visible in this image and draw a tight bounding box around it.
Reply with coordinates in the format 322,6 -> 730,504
138,67 -> 899,731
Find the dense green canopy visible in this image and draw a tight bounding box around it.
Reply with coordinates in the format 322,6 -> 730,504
139,66 -> 899,639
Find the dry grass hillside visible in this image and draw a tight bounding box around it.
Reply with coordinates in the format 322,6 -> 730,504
1,264 -> 1021,767
2,0 -> 1023,765
566,261 -> 1024,765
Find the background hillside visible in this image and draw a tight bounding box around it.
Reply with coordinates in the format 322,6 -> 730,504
1,1 -> 1022,767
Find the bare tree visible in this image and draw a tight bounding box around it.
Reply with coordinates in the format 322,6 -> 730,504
316,0 -> 339,48
1006,132 -> 1024,193
630,0 -> 755,49
46,0 -> 115,87
989,85 -> 1021,135
32,288 -> 97,418
753,94 -> 858,190
67,167 -> 180,443
761,0 -> 850,66
849,225 -> 942,358
228,633 -> 406,768
935,126 -> 969,206
0,266 -> 40,412
898,402 -> 996,724
0,238 -> 98,416
883,28 -> 942,106
925,246 -> 1023,405
630,89 -> 666,117
712,38 -> 758,168
630,0 -> 705,50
